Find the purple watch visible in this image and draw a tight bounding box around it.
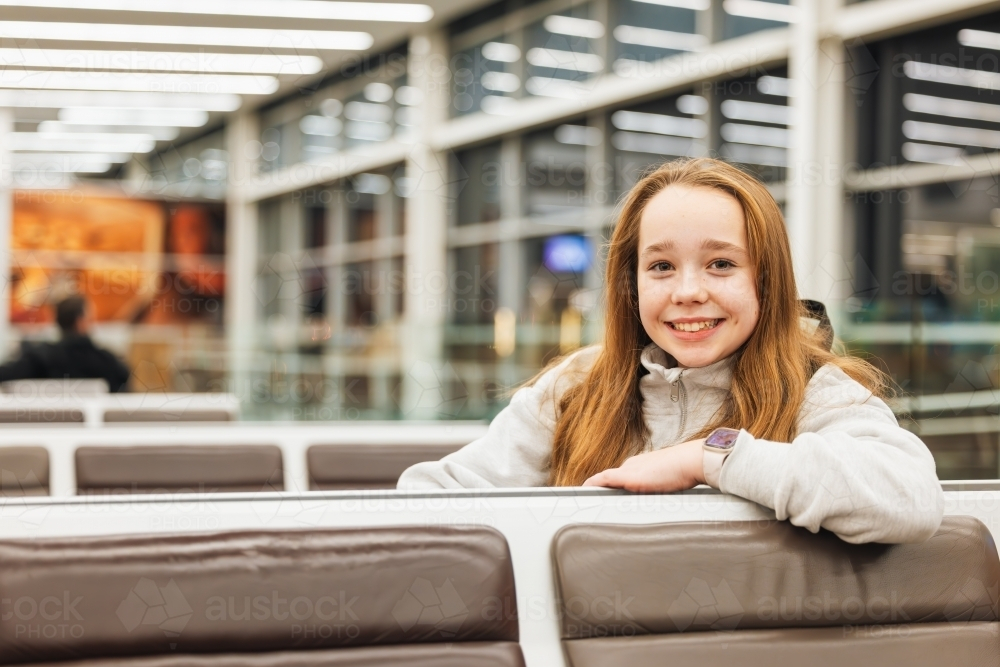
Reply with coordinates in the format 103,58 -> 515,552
703,427 -> 740,488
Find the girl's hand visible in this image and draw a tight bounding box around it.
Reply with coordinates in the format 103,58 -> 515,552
582,439 -> 707,492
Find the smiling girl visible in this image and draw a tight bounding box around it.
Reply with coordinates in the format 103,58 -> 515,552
398,158 -> 944,544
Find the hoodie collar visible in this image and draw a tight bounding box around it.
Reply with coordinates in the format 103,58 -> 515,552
639,343 -> 734,391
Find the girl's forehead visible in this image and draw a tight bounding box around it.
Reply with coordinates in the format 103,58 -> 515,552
638,185 -> 747,247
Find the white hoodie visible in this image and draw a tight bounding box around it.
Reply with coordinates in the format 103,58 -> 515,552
397,344 -> 945,544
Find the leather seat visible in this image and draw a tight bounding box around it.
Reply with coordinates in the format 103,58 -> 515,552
0,526 -> 523,667
307,444 -> 464,490
75,445 -> 283,494
0,446 -> 49,496
552,517 -> 1000,666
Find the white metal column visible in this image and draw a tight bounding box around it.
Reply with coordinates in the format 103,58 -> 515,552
225,112 -> 260,407
401,30 -> 452,418
787,0 -> 820,296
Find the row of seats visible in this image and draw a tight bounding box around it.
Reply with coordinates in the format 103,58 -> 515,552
0,443 -> 463,495
0,516 -> 996,665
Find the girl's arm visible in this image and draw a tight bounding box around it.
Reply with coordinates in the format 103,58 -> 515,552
396,348 -> 596,489
719,364 -> 944,544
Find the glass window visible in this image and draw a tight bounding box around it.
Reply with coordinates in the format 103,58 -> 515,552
716,68 -> 790,184
454,143 -> 503,225
451,243 -> 499,325
524,124 -> 589,218
722,0 -> 793,40
524,3 -> 603,100
611,0 -> 702,75
610,92 -> 705,196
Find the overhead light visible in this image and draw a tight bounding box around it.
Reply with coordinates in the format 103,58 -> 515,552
544,15 -> 605,39
364,82 -> 394,103
482,42 -> 521,63
611,110 -> 707,138
481,71 -> 520,93
902,119 -> 1000,149
481,95 -> 517,115
0,0 -> 433,23
526,48 -> 604,73
677,94 -> 708,115
633,0 -> 710,10
757,75 -> 792,97
0,21 -> 373,51
524,77 -> 590,99
957,29 -> 1000,51
0,90 -> 241,110
59,107 -> 208,127
344,101 -> 392,122
720,123 -> 790,147
720,99 -> 791,125
555,124 -> 602,146
11,151 -> 130,163
901,142 -> 964,166
903,60 -> 1000,90
344,121 -> 391,142
613,26 -> 707,52
10,132 -> 156,153
299,115 -> 342,136
0,70 -> 278,94
903,93 -> 1000,124
38,121 -> 179,141
0,49 -> 323,75
722,0 -> 798,23
611,131 -> 698,157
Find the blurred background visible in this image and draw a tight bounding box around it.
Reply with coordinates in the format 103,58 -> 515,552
2,0 -> 1000,479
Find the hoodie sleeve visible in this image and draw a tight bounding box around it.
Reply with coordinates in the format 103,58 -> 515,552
718,364 -> 944,544
397,347 -> 598,489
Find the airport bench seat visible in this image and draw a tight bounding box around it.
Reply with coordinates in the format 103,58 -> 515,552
553,516 -> 1000,667
75,445 -> 283,494
307,443 -> 464,490
0,526 -> 523,666
0,446 -> 49,496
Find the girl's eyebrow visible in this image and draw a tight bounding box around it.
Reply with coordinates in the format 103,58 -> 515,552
640,238 -> 747,257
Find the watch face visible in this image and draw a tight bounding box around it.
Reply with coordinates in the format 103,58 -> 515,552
705,427 -> 740,450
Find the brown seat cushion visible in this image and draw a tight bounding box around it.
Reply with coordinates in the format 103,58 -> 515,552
75,445 -> 283,493
553,517 -> 1000,638
26,642 -> 524,667
0,408 -> 84,423
0,526 -> 519,664
307,444 -> 464,490
0,446 -> 49,496
103,410 -> 233,423
562,623 -> 999,667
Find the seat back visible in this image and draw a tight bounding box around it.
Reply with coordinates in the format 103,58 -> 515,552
553,517 -> 1000,667
0,446 -> 49,496
308,444 -> 464,490
0,526 -> 521,666
75,445 -> 283,494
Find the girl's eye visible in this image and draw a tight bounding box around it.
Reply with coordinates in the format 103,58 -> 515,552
651,261 -> 673,272
711,259 -> 735,270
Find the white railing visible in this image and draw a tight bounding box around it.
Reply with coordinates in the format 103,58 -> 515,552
0,422 -> 489,496
0,484 -> 993,667
0,393 -> 241,426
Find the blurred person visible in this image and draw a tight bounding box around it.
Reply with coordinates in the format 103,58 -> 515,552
399,157 -> 944,545
0,295 -> 130,392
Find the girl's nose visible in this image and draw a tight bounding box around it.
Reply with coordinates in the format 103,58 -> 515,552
671,269 -> 708,303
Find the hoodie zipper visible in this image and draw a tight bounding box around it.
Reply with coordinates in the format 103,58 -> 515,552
670,373 -> 687,442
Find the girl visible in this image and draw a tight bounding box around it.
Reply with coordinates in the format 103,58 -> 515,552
398,158 -> 943,544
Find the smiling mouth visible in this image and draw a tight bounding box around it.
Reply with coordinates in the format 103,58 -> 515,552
668,319 -> 722,332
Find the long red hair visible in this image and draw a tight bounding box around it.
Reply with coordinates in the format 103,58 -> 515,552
547,158 -> 888,486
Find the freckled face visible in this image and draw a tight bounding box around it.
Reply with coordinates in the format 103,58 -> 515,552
636,184 -> 760,368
